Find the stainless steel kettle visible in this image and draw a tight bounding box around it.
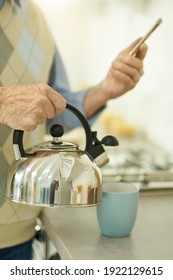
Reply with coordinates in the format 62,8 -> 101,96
6,104 -> 118,207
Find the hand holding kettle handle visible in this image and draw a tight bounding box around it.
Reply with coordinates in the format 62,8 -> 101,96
13,103 -> 118,163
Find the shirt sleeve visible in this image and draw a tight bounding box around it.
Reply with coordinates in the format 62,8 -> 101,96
47,48 -> 104,133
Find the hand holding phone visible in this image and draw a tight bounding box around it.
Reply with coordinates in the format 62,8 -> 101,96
129,18 -> 163,57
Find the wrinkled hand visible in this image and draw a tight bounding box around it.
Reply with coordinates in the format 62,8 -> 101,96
0,83 -> 66,130
100,38 -> 148,101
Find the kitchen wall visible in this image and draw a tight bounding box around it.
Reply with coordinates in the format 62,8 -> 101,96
36,0 -> 173,152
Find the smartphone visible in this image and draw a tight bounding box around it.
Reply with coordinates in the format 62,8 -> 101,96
129,18 -> 163,57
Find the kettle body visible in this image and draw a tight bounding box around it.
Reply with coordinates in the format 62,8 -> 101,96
6,146 -> 102,207
5,104 -> 118,207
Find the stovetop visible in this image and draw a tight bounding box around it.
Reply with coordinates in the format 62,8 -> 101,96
101,139 -> 173,190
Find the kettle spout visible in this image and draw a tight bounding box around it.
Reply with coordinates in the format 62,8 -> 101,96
88,131 -> 119,168
94,152 -> 109,168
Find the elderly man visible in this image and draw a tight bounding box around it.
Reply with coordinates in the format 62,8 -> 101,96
0,0 -> 147,259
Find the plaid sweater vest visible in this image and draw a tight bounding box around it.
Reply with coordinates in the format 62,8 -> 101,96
0,0 -> 55,247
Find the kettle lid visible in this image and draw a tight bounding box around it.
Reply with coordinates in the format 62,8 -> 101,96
35,140 -> 79,151
35,124 -> 79,151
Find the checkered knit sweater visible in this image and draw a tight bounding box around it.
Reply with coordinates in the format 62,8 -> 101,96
0,0 -> 55,248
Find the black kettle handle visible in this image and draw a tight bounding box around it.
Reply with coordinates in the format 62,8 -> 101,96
66,104 -> 93,151
13,103 -> 93,158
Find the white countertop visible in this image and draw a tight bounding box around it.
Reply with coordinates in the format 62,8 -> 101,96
41,189 -> 173,260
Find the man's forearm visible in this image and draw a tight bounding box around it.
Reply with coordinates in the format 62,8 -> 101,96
84,83 -> 107,118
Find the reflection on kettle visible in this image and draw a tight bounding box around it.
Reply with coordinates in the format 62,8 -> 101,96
5,104 -> 119,207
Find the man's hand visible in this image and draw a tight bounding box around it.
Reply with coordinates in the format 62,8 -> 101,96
100,38 -> 148,102
0,83 -> 66,130
84,38 -> 148,118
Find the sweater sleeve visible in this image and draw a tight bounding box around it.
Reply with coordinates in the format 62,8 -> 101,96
47,48 -> 104,133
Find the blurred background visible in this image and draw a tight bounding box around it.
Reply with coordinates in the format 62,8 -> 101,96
32,1 -> 173,258
35,0 -> 172,152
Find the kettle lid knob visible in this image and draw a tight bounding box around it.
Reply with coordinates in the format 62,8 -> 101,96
50,124 -> 64,138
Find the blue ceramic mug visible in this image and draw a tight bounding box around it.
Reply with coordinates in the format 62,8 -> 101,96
96,182 -> 139,237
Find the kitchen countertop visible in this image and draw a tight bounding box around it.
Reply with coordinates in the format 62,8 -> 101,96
41,189 -> 173,260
